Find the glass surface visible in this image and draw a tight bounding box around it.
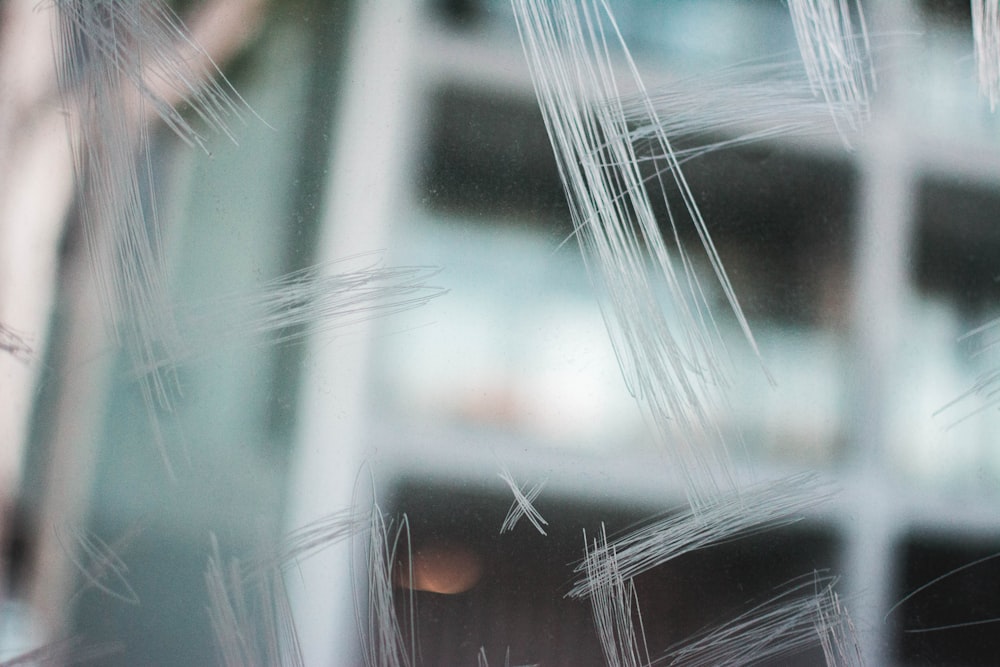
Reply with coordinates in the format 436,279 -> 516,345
2,0 -> 1000,665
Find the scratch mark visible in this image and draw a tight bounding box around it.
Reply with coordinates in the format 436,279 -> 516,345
583,524 -> 650,667
973,0 -> 1000,110
205,534 -> 305,667
49,0 -> 259,471
357,505 -> 416,667
512,0 -> 771,506
57,524 -> 141,606
138,259 -> 446,377
657,573 -> 862,666
787,0 -> 875,140
569,474 -> 833,599
0,322 -> 32,362
498,466 -> 548,536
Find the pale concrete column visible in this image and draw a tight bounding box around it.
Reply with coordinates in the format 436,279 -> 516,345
283,1 -> 427,664
842,2 -> 920,663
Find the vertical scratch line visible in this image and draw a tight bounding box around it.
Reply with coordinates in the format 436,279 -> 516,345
512,0 -> 772,506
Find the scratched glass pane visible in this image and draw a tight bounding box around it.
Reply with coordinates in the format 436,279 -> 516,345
1,1 -> 999,666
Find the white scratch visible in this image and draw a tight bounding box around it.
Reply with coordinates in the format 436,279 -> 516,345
57,524 -> 140,607
512,0 -> 771,506
973,0 -> 1000,110
936,318 -> 1000,428
204,534 -> 305,667
617,55 -> 873,163
583,525 -> 650,667
884,549 -> 1000,633
137,259 -> 446,378
787,0 -> 875,141
569,474 -> 833,599
357,505 -> 416,667
49,0 -> 258,462
498,466 -> 548,536
245,507 -> 368,580
476,646 -> 538,667
657,573 -> 862,666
